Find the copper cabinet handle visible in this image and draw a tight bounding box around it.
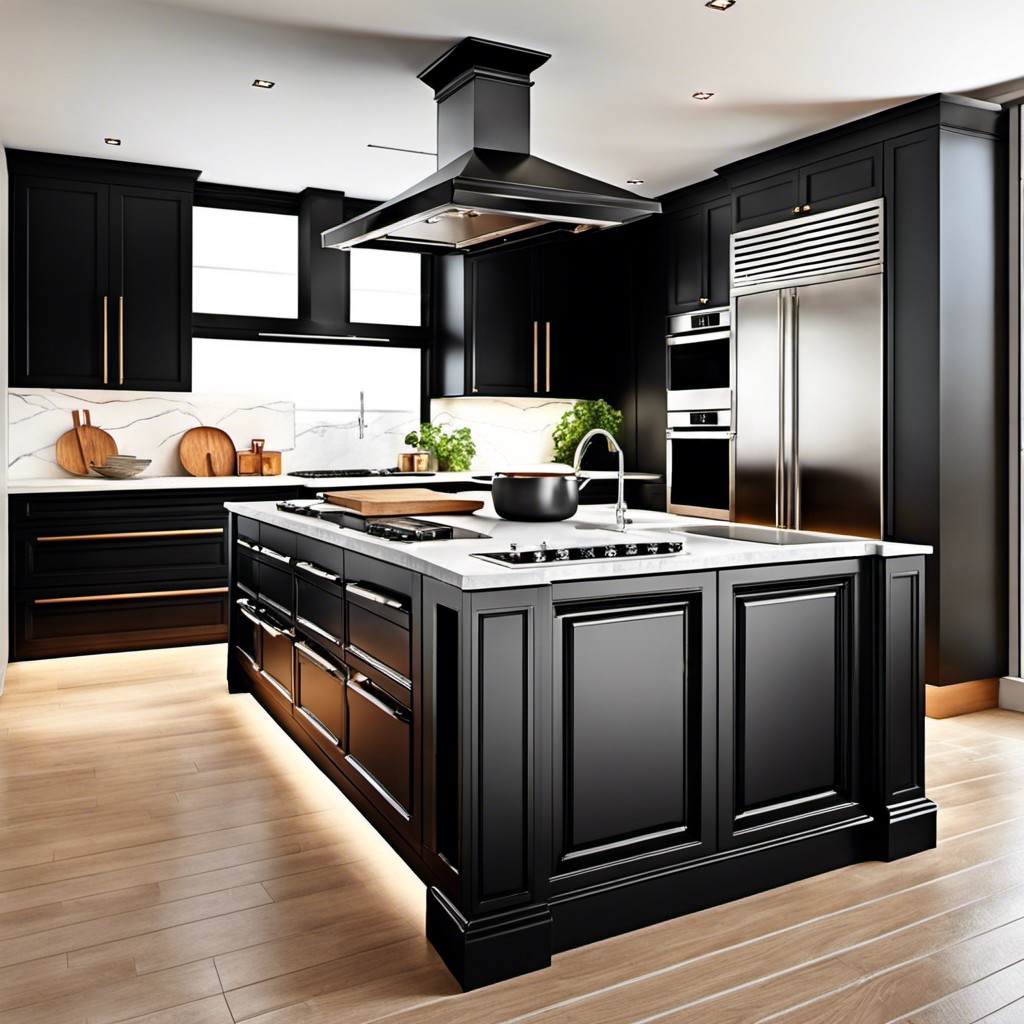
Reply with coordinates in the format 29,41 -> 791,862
545,321 -> 551,392
102,296 -> 109,384
533,321 -> 539,392
39,528 -> 224,542
118,296 -> 124,385
35,586 -> 228,605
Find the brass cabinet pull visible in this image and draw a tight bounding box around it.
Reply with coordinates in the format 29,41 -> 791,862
118,295 -> 124,385
802,204 -> 811,212
102,296 -> 109,384
34,586 -> 228,605
533,321 -> 539,392
699,297 -> 709,305
545,321 -> 551,392
792,206 -> 802,214
38,528 -> 224,543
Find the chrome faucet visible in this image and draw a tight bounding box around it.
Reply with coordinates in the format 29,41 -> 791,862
573,428 -> 631,531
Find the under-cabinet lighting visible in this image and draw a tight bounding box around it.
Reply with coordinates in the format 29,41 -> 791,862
705,0 -> 736,10
104,138 -> 121,146
252,79 -> 275,89
692,91 -> 715,101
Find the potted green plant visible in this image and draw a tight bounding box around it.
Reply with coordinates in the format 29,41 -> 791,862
403,423 -> 476,472
551,399 -> 623,465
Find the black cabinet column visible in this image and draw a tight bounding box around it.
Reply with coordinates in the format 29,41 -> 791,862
425,586 -> 553,990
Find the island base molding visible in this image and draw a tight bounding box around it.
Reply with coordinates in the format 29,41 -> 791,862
424,807 -> 937,989
925,678 -> 999,718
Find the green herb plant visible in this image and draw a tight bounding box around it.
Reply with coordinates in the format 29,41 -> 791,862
551,399 -> 624,465
403,423 -> 477,472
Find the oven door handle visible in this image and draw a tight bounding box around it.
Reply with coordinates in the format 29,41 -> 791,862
667,329 -> 731,345
666,430 -> 735,440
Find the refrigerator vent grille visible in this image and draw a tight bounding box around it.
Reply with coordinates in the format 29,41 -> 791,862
731,199 -> 883,292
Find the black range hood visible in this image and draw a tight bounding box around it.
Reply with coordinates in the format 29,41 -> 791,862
322,37 -> 661,254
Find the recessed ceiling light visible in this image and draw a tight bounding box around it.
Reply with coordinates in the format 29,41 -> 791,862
252,79 -> 275,89
705,0 -> 736,10
103,138 -> 121,146
627,179 -> 645,185
692,91 -> 715,101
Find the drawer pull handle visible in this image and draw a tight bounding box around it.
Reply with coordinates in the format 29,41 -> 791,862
296,707 -> 340,745
296,561 -> 341,583
348,675 -> 411,722
236,598 -> 294,638
258,618 -> 294,639
259,546 -> 291,565
346,643 -> 412,690
39,528 -> 224,542
296,616 -> 343,648
35,586 -> 228,605
236,537 -> 258,551
295,641 -> 346,678
345,582 -> 404,609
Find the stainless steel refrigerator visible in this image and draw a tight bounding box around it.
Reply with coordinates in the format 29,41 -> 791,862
731,199 -> 884,538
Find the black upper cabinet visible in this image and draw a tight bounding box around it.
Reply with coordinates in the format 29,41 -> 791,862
432,229 -> 635,402
666,196 -> 731,313
730,144 -> 882,232
8,151 -> 197,392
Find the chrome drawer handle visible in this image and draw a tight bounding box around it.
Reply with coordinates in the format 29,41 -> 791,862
296,616 -> 343,648
349,675 -> 411,723
236,538 -> 258,551
295,641 -> 346,678
345,582 -> 404,609
346,643 -> 411,690
259,546 -> 291,565
296,561 -> 341,583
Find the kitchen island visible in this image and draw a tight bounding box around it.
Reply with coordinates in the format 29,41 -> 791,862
224,497 -> 935,989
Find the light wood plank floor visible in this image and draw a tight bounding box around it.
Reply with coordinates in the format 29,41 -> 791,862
2,645 -> 1024,1023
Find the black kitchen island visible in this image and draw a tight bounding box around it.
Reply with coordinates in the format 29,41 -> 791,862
224,497 -> 935,989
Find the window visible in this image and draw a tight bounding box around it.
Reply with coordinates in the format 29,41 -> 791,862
349,249 -> 423,326
193,206 -> 298,318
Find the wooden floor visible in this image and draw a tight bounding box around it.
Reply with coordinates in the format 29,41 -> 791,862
2,648 -> 1024,1024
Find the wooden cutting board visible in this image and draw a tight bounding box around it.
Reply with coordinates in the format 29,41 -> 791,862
55,410 -> 118,476
323,488 -> 485,516
179,426 -> 236,476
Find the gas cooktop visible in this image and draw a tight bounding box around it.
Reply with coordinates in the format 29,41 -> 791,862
289,468 -> 437,479
274,500 -> 487,541
474,539 -> 686,567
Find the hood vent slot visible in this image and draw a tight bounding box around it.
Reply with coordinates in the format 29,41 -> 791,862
731,199 -> 884,293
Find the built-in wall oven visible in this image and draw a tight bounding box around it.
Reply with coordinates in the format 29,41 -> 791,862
666,410 -> 733,520
666,307 -> 731,412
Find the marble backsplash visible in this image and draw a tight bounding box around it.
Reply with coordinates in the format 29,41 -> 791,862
8,389 -> 578,478
429,397 -> 574,469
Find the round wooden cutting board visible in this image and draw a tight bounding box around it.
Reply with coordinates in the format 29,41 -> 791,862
179,426 -> 236,476
55,410 -> 118,476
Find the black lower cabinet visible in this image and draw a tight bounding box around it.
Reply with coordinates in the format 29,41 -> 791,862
228,515 -> 935,992
717,562 -> 867,849
9,487 -> 300,661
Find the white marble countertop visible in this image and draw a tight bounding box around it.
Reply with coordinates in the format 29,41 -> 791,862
225,496 -> 931,591
5,472 -> 485,494
6,470 -> 662,494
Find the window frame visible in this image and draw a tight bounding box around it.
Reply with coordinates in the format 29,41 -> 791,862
191,184 -> 431,348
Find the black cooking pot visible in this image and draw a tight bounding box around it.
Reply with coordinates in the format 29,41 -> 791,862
491,470 -> 582,522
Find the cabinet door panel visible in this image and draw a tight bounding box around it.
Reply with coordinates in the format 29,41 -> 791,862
705,200 -> 733,309
112,186 -> 191,390
470,249 -> 537,395
667,209 -> 704,312
718,564 -> 864,850
799,145 -> 882,214
733,171 -> 800,232
552,582 -> 716,879
12,177 -> 109,387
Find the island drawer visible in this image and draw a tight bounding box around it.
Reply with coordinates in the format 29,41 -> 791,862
345,551 -> 414,606
294,639 -> 347,754
260,524 -> 297,559
234,598 -> 261,672
295,535 -> 344,578
252,608 -> 295,710
346,599 -> 411,684
257,551 -> 293,619
346,675 -> 412,815
295,571 -> 345,654
235,536 -> 259,597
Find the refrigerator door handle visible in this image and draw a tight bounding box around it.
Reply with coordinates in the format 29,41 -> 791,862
776,291 -> 787,529
790,289 -> 801,530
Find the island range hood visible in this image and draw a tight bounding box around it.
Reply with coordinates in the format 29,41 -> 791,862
322,37 -> 661,253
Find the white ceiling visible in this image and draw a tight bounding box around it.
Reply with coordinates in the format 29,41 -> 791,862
2,0 -> 1023,201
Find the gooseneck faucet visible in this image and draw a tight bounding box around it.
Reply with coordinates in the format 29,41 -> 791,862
573,428 -> 631,531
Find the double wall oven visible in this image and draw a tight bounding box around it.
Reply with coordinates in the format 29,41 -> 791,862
666,307 -> 733,519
